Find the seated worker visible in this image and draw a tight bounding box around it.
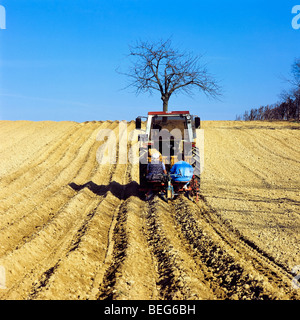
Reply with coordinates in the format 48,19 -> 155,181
146,152 -> 167,180
145,152 -> 167,200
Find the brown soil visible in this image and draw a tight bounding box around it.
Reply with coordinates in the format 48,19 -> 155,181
0,120 -> 299,300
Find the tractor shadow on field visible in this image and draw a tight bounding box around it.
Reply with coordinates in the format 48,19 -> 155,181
69,180 -> 140,201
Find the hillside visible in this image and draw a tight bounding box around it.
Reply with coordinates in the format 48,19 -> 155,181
0,120 -> 299,300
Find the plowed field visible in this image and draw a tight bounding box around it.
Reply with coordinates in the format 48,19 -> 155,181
0,120 -> 299,300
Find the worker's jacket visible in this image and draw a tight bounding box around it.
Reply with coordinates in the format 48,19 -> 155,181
146,161 -> 165,181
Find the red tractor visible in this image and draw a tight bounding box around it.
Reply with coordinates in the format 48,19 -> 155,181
135,111 -> 203,202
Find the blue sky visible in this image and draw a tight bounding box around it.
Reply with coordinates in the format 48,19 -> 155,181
0,0 -> 299,121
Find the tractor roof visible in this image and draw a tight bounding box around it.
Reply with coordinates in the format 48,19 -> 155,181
148,111 -> 190,116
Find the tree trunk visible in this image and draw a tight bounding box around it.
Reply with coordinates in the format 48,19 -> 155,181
162,96 -> 169,112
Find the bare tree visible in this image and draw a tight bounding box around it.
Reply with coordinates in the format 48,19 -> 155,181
291,59 -> 300,120
120,39 -> 221,112
281,58 -> 300,120
291,58 -> 300,87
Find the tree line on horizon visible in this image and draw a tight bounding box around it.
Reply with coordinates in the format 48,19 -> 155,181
236,58 -> 300,122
